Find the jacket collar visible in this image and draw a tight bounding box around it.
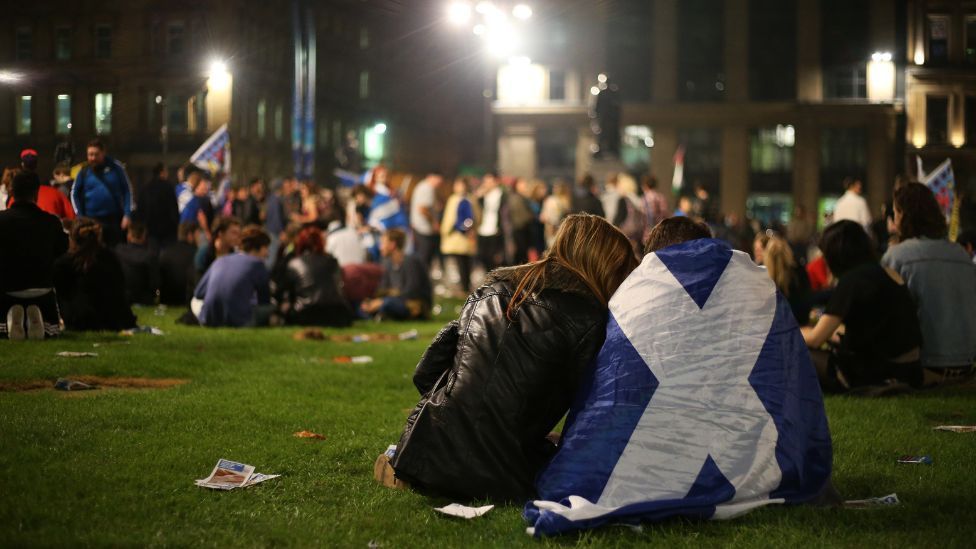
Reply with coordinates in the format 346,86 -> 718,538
485,261 -> 597,300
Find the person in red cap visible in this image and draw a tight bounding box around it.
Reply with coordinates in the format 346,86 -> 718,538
12,149 -> 75,223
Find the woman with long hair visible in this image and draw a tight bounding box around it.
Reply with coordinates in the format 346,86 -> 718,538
754,232 -> 812,325
802,220 -> 922,391
275,225 -> 353,327
882,183 -> 976,385
381,214 -> 640,501
53,217 -> 137,331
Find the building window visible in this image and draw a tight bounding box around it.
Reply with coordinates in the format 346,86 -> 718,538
677,0 -> 725,102
548,69 -> 566,101
824,66 -> 867,99
966,96 -> 976,144
536,128 -> 577,181
56,94 -> 72,135
359,26 -> 370,49
95,25 -> 112,59
167,22 -> 185,55
55,27 -> 72,60
359,71 -> 370,99
749,125 -> 795,193
15,27 -> 32,60
676,128 -> 723,197
749,0 -> 796,101
966,16 -> 976,64
926,95 -> 949,144
821,0 -> 869,99
928,15 -> 950,64
820,128 -> 866,195
274,104 -> 284,141
95,93 -> 113,135
256,99 -> 267,139
166,95 -> 189,133
16,96 -> 32,135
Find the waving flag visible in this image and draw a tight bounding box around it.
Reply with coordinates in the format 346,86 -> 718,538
190,124 -> 231,175
524,238 -> 832,536
367,183 -> 408,231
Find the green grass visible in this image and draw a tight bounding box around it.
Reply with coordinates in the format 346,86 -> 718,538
1,302 -> 974,547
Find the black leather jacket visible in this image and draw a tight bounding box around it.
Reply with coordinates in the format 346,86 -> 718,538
280,252 -> 352,326
391,262 -> 607,501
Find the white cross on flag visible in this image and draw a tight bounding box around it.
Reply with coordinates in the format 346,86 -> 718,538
524,238 -> 832,536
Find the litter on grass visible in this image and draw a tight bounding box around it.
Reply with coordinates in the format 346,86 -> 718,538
119,326 -> 165,336
195,459 -> 280,490
333,356 -> 373,364
56,351 -> 98,358
334,330 -> 419,343
434,503 -> 494,519
293,430 -> 326,440
844,493 -> 900,508
933,425 -> 976,433
293,329 -> 326,341
897,455 -> 933,464
54,378 -> 97,391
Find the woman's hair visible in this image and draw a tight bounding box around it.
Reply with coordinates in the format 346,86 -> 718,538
893,182 -> 947,240
294,225 -> 325,255
69,217 -> 104,273
644,217 -> 712,255
507,213 -> 639,319
818,220 -> 876,278
2,166 -> 20,191
762,236 -> 797,296
240,225 -> 271,252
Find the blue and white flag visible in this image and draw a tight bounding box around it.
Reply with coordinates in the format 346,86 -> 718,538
524,238 -> 832,536
923,158 -> 955,221
367,183 -> 408,231
333,168 -> 367,187
190,123 -> 231,175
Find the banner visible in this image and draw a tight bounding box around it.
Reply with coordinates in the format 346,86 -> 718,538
922,158 -> 958,240
190,123 -> 231,175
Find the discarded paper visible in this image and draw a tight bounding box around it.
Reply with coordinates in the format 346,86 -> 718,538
56,351 -> 98,358
333,356 -> 373,364
293,430 -> 326,440
54,378 -> 97,391
897,455 -> 933,465
933,425 -> 976,433
195,459 -> 279,490
434,503 -> 494,519
844,493 -> 900,509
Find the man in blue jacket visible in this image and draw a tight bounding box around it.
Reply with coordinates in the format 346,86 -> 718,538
71,138 -> 134,247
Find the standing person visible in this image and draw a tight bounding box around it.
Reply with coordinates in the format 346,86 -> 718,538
53,218 -> 137,331
508,178 -> 536,264
540,180 -> 571,248
382,214 -> 640,501
70,139 -> 135,247
241,178 -> 265,226
801,220 -> 922,391
135,162 -> 179,253
17,150 -> 75,222
833,177 -> 872,231
571,174 -> 605,217
114,221 -> 159,306
476,172 -> 506,272
409,173 -> 443,270
275,225 -> 353,327
158,222 -> 199,305
361,228 -> 432,320
441,177 -> 479,294
0,171 -> 68,339
179,172 -> 214,240
639,174 -> 668,241
193,226 -> 272,328
0,167 -> 16,210
51,163 -> 75,201
882,183 -> 976,385
264,178 -> 290,268
600,173 -> 626,227
174,163 -> 195,214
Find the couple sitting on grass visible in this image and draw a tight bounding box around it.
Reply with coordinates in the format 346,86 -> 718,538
376,214 -> 835,535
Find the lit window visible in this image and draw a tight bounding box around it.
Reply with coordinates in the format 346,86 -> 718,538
274,104 -> 284,141
95,93 -> 113,135
359,71 -> 370,99
15,27 -> 31,60
16,96 -> 32,135
55,27 -> 72,60
95,25 -> 112,59
256,99 -> 267,139
56,94 -> 72,135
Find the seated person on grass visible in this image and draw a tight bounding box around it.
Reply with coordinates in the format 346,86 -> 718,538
524,217 -> 833,537
114,221 -> 159,306
274,225 -> 354,327
0,171 -> 69,339
158,222 -> 199,305
194,216 -> 242,278
361,228 -> 431,320
53,217 -> 137,332
192,225 -> 272,327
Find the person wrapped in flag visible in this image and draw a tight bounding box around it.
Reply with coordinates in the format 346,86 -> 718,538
525,217 -> 833,536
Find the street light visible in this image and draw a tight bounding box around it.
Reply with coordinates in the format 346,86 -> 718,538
867,51 -> 894,102
208,59 -> 231,90
0,70 -> 22,84
447,2 -> 472,25
512,4 -> 532,20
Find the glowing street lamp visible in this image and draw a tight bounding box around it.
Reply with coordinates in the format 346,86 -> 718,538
374,122 -> 387,134
208,59 -> 231,90
447,2 -> 472,25
0,70 -> 22,84
867,51 -> 894,102
513,4 -> 532,20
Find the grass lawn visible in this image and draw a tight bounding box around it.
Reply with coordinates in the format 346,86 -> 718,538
1,302 -> 974,547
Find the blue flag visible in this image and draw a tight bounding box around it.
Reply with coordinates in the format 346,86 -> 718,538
367,183 -> 408,231
190,124 -> 231,175
524,238 -> 832,536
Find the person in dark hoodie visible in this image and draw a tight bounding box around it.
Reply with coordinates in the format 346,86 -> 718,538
114,221 -> 159,305
134,162 -> 180,253
378,214 -> 639,502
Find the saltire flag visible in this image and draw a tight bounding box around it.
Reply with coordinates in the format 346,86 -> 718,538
334,168 -> 367,187
367,183 -> 408,231
524,238 -> 832,536
190,123 -> 231,175
922,158 -> 956,229
672,145 -> 685,195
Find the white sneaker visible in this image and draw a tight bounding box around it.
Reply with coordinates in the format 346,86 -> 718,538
25,305 -> 44,340
7,305 -> 25,340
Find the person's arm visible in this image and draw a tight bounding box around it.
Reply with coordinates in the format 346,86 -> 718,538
413,320 -> 460,394
60,192 -> 76,220
196,208 -> 211,239
118,164 -> 134,227
70,170 -> 84,216
801,314 -> 844,349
